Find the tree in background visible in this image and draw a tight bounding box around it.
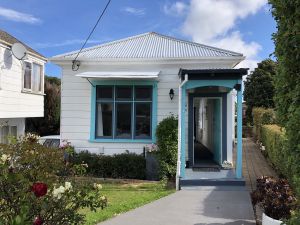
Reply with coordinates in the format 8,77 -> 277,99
244,59 -> 276,124
26,76 -> 61,136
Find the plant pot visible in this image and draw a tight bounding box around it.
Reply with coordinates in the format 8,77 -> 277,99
262,213 -> 285,225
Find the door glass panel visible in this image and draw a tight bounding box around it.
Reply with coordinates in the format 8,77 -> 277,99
1,126 -> 9,144
96,103 -> 113,137
116,86 -> 132,100
135,103 -> 151,138
116,103 -> 132,138
135,86 -> 152,100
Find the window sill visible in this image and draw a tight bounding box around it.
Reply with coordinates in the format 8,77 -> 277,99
21,90 -> 45,96
89,138 -> 155,143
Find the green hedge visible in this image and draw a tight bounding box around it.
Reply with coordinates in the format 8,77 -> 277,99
261,124 -> 300,202
252,107 -> 276,141
73,151 -> 146,180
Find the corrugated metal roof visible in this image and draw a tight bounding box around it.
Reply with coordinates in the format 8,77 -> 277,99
51,32 -> 243,60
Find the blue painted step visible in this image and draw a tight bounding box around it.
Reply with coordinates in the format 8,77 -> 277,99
180,178 -> 245,187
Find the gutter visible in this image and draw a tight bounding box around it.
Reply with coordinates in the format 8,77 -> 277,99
176,73 -> 188,191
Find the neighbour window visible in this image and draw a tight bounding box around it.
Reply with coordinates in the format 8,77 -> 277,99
23,62 -> 43,93
0,126 -> 17,144
96,85 -> 152,139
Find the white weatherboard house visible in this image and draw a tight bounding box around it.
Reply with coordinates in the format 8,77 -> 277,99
51,32 -> 247,187
0,30 -> 46,143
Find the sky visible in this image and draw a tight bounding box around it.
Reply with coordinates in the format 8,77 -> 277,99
0,0 -> 276,77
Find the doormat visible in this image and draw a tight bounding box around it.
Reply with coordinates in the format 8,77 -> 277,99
192,167 -> 220,172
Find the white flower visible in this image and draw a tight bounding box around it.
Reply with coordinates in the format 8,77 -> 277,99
52,185 -> 66,199
261,146 -> 266,151
100,196 -> 106,201
64,182 -> 72,191
1,154 -> 11,164
93,183 -> 102,190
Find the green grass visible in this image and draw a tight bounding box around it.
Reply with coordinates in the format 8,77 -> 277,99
80,180 -> 175,225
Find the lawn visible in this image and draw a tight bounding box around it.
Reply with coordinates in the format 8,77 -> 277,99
80,180 -> 175,225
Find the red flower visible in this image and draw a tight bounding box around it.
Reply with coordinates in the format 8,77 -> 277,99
31,183 -> 47,197
33,216 -> 43,225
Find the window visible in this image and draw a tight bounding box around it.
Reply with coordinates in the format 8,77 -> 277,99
0,126 -> 17,144
23,62 -> 43,93
95,85 -> 152,140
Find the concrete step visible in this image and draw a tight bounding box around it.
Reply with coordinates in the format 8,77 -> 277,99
180,178 -> 245,188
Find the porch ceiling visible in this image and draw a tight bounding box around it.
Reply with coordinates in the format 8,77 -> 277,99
179,68 -> 248,81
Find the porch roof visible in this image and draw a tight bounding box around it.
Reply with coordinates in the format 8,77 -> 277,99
179,68 -> 248,80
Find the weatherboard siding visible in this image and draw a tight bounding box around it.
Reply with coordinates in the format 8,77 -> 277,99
0,45 -> 44,119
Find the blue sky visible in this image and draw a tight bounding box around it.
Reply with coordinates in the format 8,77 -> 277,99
0,0 -> 276,77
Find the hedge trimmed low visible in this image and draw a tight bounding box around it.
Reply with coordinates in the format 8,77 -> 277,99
252,107 -> 276,141
72,151 -> 146,180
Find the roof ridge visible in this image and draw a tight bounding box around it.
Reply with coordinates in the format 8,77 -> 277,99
57,32 -> 153,58
151,32 -> 243,56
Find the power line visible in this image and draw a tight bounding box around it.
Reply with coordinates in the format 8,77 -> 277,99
72,0 -> 112,71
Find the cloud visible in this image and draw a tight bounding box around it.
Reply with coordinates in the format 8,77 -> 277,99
0,6 -> 41,24
163,2 -> 188,16
33,39 -> 108,49
166,0 -> 267,71
122,7 -> 145,16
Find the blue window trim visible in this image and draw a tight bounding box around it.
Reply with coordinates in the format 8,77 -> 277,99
89,80 -> 158,143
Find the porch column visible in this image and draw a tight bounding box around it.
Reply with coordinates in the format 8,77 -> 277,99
180,85 -> 186,178
236,81 -> 243,178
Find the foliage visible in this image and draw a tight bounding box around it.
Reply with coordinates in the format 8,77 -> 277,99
26,76 -> 61,136
155,115 -> 178,180
72,151 -> 146,180
268,1 -> 300,221
252,107 -> 276,141
251,176 -> 297,220
244,59 -> 276,124
81,180 -> 174,225
0,134 -> 107,225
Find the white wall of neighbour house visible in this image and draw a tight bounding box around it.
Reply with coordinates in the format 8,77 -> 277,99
0,44 -> 45,120
59,61 -> 236,155
0,118 -> 25,140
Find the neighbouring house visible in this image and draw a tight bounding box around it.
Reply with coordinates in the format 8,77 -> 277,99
50,32 -> 247,186
0,30 -> 46,143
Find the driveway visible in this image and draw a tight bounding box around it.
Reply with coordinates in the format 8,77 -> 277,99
98,186 -> 255,225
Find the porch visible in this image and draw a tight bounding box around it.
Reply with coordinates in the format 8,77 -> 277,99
176,68 -> 248,189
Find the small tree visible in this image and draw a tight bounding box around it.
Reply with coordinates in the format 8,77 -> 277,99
155,115 -> 178,180
244,59 -> 276,124
26,76 -> 61,136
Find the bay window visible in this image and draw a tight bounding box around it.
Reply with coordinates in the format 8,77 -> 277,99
95,85 -> 152,140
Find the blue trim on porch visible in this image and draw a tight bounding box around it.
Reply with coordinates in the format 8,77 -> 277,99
236,79 -> 243,178
180,78 -> 243,179
89,80 -> 158,143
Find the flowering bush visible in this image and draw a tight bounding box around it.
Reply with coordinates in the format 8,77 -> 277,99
0,134 -> 107,225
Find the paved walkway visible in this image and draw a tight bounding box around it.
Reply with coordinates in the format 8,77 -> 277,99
242,138 -> 277,191
98,186 -> 255,225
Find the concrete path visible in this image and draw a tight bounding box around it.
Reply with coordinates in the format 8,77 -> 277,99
98,186 -> 255,225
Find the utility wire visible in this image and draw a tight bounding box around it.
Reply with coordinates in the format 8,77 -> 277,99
72,0 -> 112,69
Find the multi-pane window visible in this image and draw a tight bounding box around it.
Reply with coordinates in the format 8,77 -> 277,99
23,62 -> 43,93
96,85 -> 152,140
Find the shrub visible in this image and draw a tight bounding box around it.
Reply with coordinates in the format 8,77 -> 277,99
0,134 -> 106,225
252,107 -> 276,141
155,115 -> 178,180
251,176 -> 297,220
73,151 -> 146,180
